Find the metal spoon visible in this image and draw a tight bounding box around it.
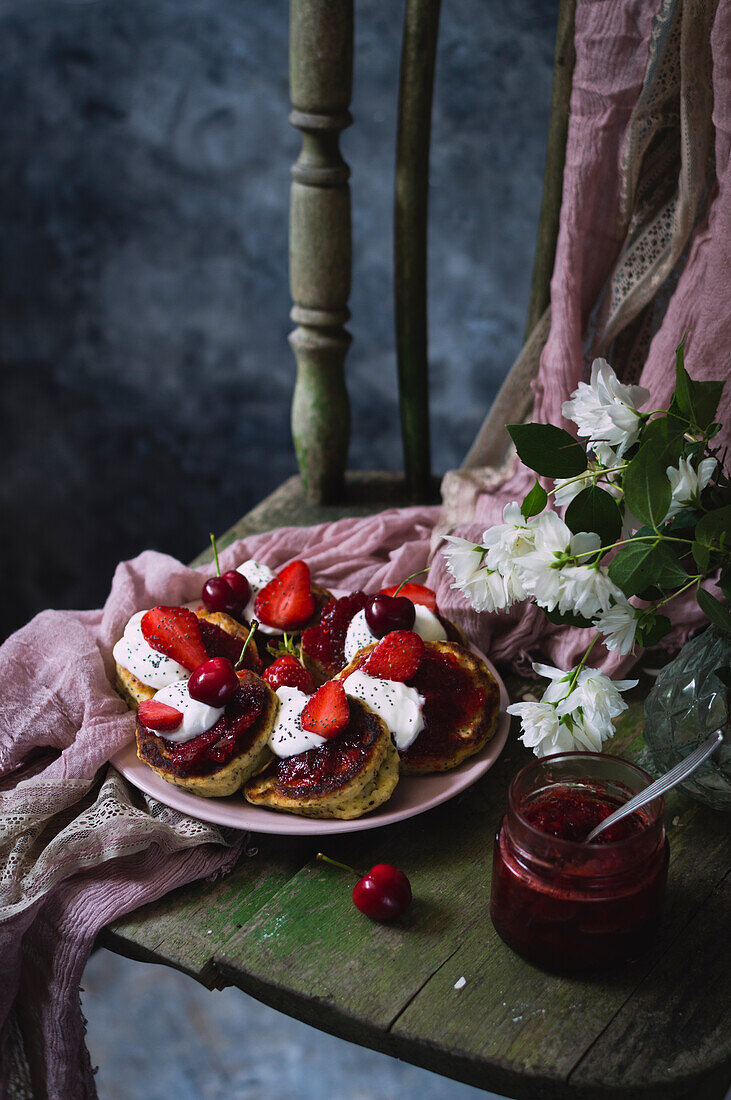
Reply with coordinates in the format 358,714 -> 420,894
585,728 -> 724,843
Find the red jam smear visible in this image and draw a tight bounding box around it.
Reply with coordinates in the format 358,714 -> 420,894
301,592 -> 370,672
400,647 -> 486,763
199,618 -> 260,672
157,674 -> 266,774
274,712 -> 378,795
522,785 -> 645,844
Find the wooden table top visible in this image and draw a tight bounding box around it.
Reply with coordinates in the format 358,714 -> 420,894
101,677 -> 731,1100
100,482 -> 731,1099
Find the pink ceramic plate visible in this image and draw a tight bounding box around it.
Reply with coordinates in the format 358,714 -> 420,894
111,646 -> 510,836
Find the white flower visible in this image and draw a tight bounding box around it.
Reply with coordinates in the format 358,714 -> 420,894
557,667 -> 638,733
562,358 -> 650,457
481,501 -> 537,602
505,701 -> 577,757
665,456 -> 717,519
591,440 -> 622,469
557,559 -> 625,619
509,661 -> 638,757
512,511 -> 573,611
441,536 -> 515,613
593,599 -> 639,655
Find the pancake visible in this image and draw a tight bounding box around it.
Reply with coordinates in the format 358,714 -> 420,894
338,640 -> 500,775
115,608 -> 260,709
135,670 -> 276,797
244,696 -> 399,819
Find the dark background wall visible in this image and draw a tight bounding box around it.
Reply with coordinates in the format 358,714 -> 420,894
0,0 -> 559,640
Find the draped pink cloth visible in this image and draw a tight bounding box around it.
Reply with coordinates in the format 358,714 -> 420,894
2,0 -> 730,1094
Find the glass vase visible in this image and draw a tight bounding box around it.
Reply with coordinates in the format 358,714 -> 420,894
644,627 -> 730,811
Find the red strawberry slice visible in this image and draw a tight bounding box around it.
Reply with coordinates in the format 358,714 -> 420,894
363,630 -> 424,682
141,606 -> 209,671
138,699 -> 184,732
300,680 -> 350,739
379,583 -> 437,610
255,560 -> 315,630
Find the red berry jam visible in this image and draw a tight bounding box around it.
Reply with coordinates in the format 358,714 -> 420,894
490,753 -> 668,973
301,592 -> 370,673
199,618 -> 260,672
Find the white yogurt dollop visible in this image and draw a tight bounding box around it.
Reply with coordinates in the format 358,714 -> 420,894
343,670 -> 425,751
236,559 -> 280,635
343,604 -> 447,664
269,686 -> 327,758
113,611 -> 189,689
150,679 -> 224,743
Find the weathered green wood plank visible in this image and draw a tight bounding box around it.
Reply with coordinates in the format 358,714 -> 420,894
99,839 -> 309,986
390,784 -> 729,1098
568,875 -> 731,1100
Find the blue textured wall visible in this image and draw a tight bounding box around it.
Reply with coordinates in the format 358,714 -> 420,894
1,0 -> 558,636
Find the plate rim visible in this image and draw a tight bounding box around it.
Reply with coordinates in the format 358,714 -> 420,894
110,645 -> 510,836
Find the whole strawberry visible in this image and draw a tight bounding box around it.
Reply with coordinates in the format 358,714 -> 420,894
264,655 -> 315,694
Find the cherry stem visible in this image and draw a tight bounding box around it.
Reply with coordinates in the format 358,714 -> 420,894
209,532 -> 222,577
393,567 -> 429,598
235,619 -> 258,669
316,852 -> 359,878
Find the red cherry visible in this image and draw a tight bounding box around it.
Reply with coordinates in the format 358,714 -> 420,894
352,864 -> 412,920
364,593 -> 415,638
201,576 -> 241,616
222,570 -> 251,606
188,656 -> 239,707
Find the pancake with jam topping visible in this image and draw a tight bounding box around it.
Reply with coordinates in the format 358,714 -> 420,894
244,696 -> 399,819
339,640 -> 499,774
115,607 -> 261,710
135,669 -> 276,798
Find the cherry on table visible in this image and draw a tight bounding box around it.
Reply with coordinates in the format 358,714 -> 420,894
364,593 -> 415,638
317,853 -> 412,921
188,656 -> 239,707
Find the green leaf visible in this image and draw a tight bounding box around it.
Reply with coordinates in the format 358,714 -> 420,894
693,505 -> 731,572
697,588 -> 731,634
673,337 -> 725,429
565,485 -> 622,546
623,419 -> 685,529
507,424 -> 588,478
665,507 -> 698,533
609,541 -> 660,597
609,540 -> 688,597
637,614 -> 672,648
521,479 -> 548,519
543,606 -> 594,629
721,567 -> 731,603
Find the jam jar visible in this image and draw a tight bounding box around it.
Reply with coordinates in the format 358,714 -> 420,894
490,753 -> 669,973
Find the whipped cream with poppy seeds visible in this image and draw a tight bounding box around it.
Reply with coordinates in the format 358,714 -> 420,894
147,679 -> 224,742
235,559 -> 280,635
113,611 -> 189,689
343,605 -> 447,664
342,670 -> 425,750
269,686 -> 327,757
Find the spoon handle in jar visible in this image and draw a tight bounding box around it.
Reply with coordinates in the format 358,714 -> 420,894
585,729 -> 724,843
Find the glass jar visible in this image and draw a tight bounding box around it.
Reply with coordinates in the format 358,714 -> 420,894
490,753 -> 669,973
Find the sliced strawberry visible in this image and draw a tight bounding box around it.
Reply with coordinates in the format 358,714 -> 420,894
264,655 -> 315,694
141,606 -> 209,671
363,630 -> 424,682
255,560 -> 315,630
379,583 -> 437,610
300,680 -> 349,738
138,699 -> 184,732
